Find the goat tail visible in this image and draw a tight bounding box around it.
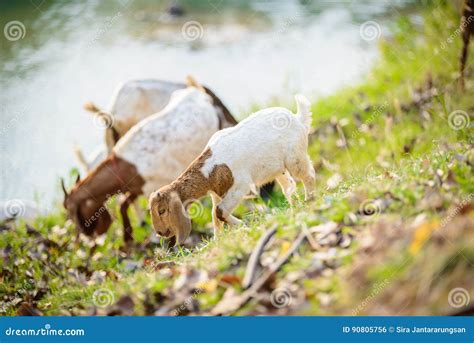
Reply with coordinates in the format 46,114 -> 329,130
74,146 -> 90,172
294,94 -> 312,132
83,101 -> 101,113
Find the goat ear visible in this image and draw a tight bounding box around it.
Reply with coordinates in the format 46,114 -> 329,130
75,205 -> 94,236
95,208 -> 111,235
78,202 -> 111,236
169,192 -> 191,246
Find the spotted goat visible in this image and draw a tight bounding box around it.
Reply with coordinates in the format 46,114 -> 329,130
76,77 -> 237,171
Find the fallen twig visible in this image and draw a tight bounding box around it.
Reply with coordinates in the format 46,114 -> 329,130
211,231 -> 307,315
302,223 -> 318,250
242,226 -> 277,289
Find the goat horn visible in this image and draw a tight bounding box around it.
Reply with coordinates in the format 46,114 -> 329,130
186,75 -> 206,93
60,178 -> 68,197
75,174 -> 81,184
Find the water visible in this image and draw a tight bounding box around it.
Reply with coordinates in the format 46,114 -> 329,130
0,0 -> 412,214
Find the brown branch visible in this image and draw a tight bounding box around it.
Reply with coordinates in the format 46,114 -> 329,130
211,231 -> 307,315
242,226 -> 277,289
302,223 -> 319,250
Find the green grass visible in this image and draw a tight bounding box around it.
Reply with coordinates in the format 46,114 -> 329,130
1,1 -> 473,316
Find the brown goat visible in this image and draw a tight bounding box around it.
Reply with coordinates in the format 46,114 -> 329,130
62,155 -> 144,243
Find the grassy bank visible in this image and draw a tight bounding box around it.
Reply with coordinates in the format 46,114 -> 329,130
1,1 -> 473,316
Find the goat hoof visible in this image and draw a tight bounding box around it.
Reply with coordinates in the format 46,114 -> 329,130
120,241 -> 134,254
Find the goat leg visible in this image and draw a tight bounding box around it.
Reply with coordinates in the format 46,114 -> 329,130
120,193 -> 137,245
460,0 -> 474,90
460,29 -> 471,90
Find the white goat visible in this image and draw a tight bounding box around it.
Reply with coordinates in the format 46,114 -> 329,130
76,78 -> 236,171
83,80 -> 184,154
149,95 -> 315,245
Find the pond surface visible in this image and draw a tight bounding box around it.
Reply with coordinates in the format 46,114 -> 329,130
0,0 -> 412,213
